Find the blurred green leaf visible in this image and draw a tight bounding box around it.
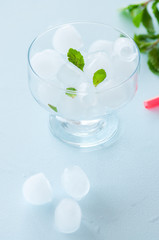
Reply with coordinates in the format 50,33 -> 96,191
134,34 -> 153,52
132,6 -> 144,27
142,7 -> 155,34
148,47 -> 159,75
65,87 -> 77,98
152,0 -> 159,23
48,104 -> 58,112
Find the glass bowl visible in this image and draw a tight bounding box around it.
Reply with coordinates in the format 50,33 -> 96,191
28,22 -> 140,148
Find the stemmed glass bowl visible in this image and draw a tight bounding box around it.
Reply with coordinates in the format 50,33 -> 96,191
28,22 -> 140,148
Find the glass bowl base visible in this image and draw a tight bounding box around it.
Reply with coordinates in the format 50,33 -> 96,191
49,114 -> 119,148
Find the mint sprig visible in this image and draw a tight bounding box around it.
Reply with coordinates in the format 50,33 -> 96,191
93,69 -> 107,87
120,1 -> 155,33
120,0 -> 159,75
67,48 -> 85,71
65,87 -> 77,98
48,104 -> 58,112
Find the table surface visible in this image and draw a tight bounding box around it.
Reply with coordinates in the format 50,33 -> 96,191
1,0 -> 159,239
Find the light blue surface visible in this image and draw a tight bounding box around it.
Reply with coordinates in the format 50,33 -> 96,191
1,0 -> 159,239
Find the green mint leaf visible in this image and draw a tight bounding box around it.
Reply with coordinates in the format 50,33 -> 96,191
93,69 -> 107,87
67,48 -> 85,71
48,104 -> 58,112
121,4 -> 144,27
134,34 -> 159,52
147,47 -> 159,75
134,33 -> 159,41
142,7 -> 155,34
134,34 -> 155,52
65,87 -> 77,98
152,0 -> 159,24
147,60 -> 159,75
121,4 -> 141,15
132,6 -> 144,27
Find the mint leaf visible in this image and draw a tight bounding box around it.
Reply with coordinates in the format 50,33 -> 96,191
134,33 -> 159,40
131,6 -> 144,27
121,3 -> 155,33
148,47 -> 159,75
152,0 -> 159,23
121,4 -> 144,27
93,69 -> 107,87
67,48 -> 84,71
134,34 -> 159,52
121,4 -> 141,16
48,104 -> 58,112
147,60 -> 159,74
65,87 -> 77,98
142,7 -> 155,34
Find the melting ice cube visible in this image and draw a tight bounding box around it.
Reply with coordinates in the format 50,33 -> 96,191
88,40 -> 113,55
57,62 -> 85,88
37,80 -> 62,109
111,54 -> 137,83
96,74 -> 137,109
84,52 -> 112,83
52,24 -> 83,54
61,166 -> 90,200
112,37 -> 138,62
22,173 -> 53,205
54,198 -> 82,233
30,49 -> 65,79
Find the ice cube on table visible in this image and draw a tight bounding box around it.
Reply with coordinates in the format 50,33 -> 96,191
30,49 -> 64,79
112,37 -> 138,62
88,40 -> 113,55
54,198 -> 82,233
52,24 -> 83,54
22,173 -> 53,205
84,52 -> 112,84
61,166 -> 90,200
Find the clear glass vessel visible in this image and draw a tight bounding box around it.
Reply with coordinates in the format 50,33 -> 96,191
28,22 -> 140,148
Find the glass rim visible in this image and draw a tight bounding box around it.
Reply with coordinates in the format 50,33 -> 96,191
27,21 -> 140,93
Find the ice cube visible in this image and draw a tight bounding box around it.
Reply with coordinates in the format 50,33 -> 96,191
111,55 -> 137,83
52,24 -> 83,54
58,79 -> 99,120
78,81 -> 91,93
61,166 -> 90,200
30,49 -> 65,79
88,40 -> 113,55
96,75 -> 137,109
84,52 -> 112,83
95,54 -> 138,109
57,62 -> 85,88
37,82 -> 61,108
22,173 -> 53,205
58,94 -> 83,120
54,198 -> 82,233
112,37 -> 138,62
